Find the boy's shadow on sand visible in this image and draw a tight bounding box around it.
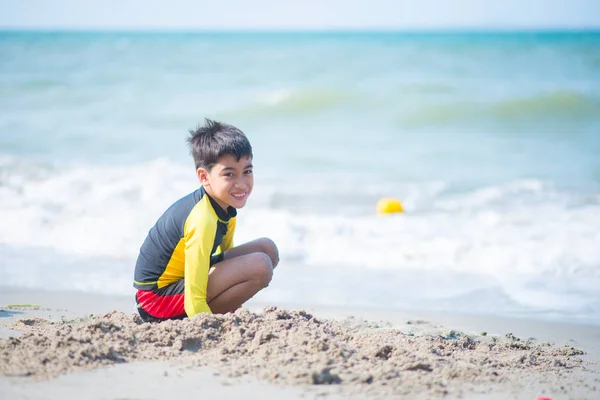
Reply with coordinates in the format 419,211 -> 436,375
0,309 -> 24,318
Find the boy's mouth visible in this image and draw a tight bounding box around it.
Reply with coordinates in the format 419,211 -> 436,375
231,192 -> 247,199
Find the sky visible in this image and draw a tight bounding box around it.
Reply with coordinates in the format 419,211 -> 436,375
0,0 -> 599,30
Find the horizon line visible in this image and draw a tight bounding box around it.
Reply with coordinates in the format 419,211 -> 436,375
1,26 -> 600,33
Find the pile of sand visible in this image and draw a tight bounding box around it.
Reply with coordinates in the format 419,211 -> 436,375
0,306 -> 594,398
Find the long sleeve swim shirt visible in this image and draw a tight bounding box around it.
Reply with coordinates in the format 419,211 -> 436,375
133,187 -> 236,317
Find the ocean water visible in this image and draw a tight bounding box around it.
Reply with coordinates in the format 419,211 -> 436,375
1,31 -> 599,324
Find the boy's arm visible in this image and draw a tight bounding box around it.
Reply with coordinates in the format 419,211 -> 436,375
220,217 -> 236,252
183,218 -> 215,317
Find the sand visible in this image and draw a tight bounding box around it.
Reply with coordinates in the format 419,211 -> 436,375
1,288 -> 599,400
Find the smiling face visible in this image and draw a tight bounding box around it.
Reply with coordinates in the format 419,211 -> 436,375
197,154 -> 254,211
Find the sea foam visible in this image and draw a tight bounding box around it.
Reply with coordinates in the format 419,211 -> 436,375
1,157 -> 599,323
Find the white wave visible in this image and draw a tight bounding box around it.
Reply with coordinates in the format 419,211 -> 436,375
1,157 -> 599,322
1,158 -> 599,277
0,157 -> 196,259
235,201 -> 600,277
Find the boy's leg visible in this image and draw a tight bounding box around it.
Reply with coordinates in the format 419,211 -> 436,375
207,252 -> 273,314
223,237 -> 279,268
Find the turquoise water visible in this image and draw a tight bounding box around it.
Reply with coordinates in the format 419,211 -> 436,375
1,31 -> 599,323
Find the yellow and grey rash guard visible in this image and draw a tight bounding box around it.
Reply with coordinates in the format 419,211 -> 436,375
133,187 -> 236,317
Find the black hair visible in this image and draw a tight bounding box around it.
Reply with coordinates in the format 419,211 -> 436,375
187,118 -> 253,170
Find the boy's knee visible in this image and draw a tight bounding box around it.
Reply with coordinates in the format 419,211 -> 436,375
258,237 -> 279,267
250,252 -> 273,287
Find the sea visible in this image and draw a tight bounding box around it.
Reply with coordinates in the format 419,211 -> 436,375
1,31 -> 599,324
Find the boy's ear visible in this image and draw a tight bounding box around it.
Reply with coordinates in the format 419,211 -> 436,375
197,168 -> 210,186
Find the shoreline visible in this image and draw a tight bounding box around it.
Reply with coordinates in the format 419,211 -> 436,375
1,286 -> 599,399
3,286 -> 599,347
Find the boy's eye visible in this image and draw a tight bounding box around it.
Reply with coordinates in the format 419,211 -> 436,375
224,173 -> 234,177
244,169 -> 253,175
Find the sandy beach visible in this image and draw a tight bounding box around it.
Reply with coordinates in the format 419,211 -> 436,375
2,26 -> 600,400
1,287 -> 598,400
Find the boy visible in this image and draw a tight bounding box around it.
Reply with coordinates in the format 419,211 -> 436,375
133,119 -> 279,322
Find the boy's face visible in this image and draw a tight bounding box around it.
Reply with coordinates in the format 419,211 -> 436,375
197,154 -> 253,210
